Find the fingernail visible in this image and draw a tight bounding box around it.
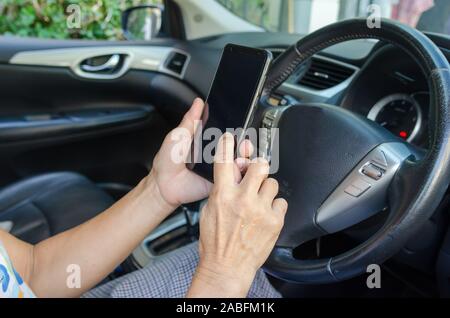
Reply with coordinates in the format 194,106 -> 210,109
222,132 -> 234,140
194,97 -> 203,104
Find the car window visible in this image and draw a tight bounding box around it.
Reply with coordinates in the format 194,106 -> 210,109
215,0 -> 450,36
0,0 -> 162,40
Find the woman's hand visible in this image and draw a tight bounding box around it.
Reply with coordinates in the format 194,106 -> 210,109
150,98 -> 251,211
150,98 -> 211,210
187,133 -> 288,298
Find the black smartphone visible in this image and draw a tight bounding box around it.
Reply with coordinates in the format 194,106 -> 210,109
188,44 -> 272,182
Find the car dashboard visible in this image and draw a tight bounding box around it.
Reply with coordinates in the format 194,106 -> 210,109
5,31 -> 447,152
188,31 -> 450,151
263,41 -> 433,149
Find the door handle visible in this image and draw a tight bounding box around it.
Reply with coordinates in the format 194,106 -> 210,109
80,54 -> 121,73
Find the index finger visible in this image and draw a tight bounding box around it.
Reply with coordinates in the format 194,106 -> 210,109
214,132 -> 235,184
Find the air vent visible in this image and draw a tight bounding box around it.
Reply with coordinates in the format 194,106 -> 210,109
165,51 -> 188,75
298,58 -> 355,90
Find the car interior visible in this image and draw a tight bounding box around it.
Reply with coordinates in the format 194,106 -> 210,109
0,0 -> 450,298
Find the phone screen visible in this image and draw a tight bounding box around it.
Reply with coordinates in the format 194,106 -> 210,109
190,44 -> 271,181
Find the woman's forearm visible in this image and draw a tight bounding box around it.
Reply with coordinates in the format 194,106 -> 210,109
187,260 -> 256,298
28,173 -> 174,298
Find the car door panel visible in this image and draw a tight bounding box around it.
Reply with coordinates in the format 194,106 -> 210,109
0,106 -> 153,142
0,37 -> 199,189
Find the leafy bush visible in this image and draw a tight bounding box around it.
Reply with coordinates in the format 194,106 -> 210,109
0,0 -> 161,40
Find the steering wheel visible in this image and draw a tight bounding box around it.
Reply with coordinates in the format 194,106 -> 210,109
260,18 -> 450,283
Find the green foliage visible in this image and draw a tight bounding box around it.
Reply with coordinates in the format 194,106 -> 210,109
0,0 -> 162,40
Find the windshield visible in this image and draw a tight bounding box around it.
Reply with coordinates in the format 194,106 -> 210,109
216,0 -> 450,36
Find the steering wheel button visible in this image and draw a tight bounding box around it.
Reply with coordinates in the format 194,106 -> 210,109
372,150 -> 388,167
345,185 -> 363,197
352,179 -> 372,190
361,163 -> 384,180
345,180 -> 371,197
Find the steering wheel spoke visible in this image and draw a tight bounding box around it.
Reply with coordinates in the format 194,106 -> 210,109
316,142 -> 412,234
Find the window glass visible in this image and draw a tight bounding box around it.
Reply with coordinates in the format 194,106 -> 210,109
216,0 -> 450,35
0,0 -> 162,40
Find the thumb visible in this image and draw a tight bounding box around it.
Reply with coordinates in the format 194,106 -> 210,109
178,98 -> 205,138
